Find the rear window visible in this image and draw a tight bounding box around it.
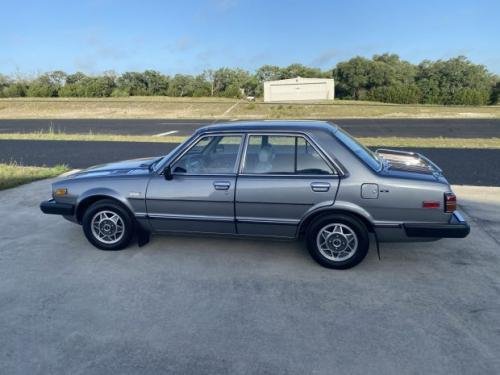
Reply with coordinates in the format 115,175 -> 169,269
334,129 -> 382,171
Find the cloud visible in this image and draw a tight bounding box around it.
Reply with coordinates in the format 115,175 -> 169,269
166,36 -> 195,53
73,29 -> 135,72
311,49 -> 339,67
212,0 -> 238,12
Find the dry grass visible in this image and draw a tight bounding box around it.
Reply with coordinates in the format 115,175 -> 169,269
0,97 -> 499,119
1,131 -> 500,148
0,163 -> 68,190
358,137 -> 500,148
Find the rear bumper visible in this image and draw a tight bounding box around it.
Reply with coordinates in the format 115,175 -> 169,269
404,211 -> 470,238
40,199 -> 75,216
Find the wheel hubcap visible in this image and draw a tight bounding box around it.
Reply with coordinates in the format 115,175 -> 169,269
91,210 -> 125,244
316,223 -> 358,261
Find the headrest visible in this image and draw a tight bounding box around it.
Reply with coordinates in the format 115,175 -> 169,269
258,145 -> 274,163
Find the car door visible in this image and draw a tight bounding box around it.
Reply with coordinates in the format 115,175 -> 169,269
146,134 -> 244,234
235,134 -> 340,238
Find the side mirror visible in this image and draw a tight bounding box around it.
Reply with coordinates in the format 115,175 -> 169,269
163,166 -> 173,180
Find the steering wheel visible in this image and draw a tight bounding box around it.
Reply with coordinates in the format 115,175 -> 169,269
186,155 -> 206,173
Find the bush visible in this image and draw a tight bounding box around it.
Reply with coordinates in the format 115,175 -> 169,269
450,88 -> 490,105
2,83 -> 27,97
491,81 -> 500,104
221,84 -> 242,98
367,84 -> 421,104
27,83 -> 57,97
110,88 -> 130,97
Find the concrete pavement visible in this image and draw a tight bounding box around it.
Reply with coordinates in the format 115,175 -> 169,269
1,179 -> 499,374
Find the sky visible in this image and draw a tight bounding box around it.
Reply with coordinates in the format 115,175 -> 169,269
1,0 -> 499,76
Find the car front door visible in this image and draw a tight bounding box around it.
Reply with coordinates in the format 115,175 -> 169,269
235,134 -> 340,238
146,134 -> 244,234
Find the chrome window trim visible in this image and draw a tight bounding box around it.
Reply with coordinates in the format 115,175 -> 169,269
163,132 -> 246,176
237,132 -> 341,177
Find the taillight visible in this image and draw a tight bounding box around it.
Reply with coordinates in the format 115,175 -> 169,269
444,192 -> 457,213
423,201 -> 440,209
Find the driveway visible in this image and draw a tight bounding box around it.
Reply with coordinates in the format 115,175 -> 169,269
1,179 -> 499,374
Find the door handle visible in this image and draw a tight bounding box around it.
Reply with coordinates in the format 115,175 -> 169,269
213,181 -> 231,190
311,182 -> 330,192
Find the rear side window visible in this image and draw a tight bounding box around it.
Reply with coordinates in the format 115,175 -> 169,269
243,135 -> 333,175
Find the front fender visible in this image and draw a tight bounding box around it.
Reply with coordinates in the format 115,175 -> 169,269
74,187 -> 139,223
77,187 -> 134,211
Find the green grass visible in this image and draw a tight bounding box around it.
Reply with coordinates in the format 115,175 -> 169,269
1,131 -> 500,148
0,163 -> 68,190
0,97 -> 499,119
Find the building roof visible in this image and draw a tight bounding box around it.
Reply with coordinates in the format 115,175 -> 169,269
265,76 -> 334,84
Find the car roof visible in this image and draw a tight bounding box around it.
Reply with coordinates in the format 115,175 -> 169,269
197,120 -> 338,134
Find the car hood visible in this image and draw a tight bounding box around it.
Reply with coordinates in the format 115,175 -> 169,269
69,156 -> 160,179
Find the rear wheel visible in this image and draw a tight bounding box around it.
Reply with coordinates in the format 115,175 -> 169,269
306,214 -> 369,269
82,199 -> 134,250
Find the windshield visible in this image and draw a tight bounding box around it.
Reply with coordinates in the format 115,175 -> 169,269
151,143 -> 184,172
334,129 -> 382,171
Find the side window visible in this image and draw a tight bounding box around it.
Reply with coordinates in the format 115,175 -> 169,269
172,135 -> 242,174
243,135 -> 333,175
296,137 -> 333,175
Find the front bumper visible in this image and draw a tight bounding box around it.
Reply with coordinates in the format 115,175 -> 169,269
40,199 -> 75,216
404,211 -> 470,238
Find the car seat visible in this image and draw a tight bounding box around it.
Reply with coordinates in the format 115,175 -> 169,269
254,145 -> 275,173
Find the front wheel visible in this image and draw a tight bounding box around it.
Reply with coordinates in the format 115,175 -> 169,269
82,199 -> 134,250
306,214 -> 369,269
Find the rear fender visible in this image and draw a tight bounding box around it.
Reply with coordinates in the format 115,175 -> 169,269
297,200 -> 375,237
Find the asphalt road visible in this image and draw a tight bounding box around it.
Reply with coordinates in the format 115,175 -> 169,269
1,139 -> 499,186
1,118 -> 499,138
1,179 -> 500,374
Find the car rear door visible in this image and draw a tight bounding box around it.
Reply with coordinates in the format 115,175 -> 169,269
146,134 -> 244,234
235,134 -> 340,238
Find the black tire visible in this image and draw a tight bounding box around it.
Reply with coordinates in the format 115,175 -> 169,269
82,199 -> 134,251
306,214 -> 369,269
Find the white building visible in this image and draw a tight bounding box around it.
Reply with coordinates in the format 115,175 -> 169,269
263,77 -> 334,102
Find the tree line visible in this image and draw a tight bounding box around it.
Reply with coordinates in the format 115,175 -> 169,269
0,54 -> 498,105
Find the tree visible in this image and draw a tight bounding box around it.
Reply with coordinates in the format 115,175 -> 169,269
65,72 -> 87,85
333,56 -> 373,99
143,70 -> 169,95
117,72 -> 148,96
167,74 -> 196,97
203,69 -> 216,96
192,74 -> 211,97
0,74 -> 9,97
255,65 -> 282,82
26,72 -> 63,97
416,56 -> 493,105
281,63 -> 324,79
212,68 -> 249,97
491,79 -> 500,104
